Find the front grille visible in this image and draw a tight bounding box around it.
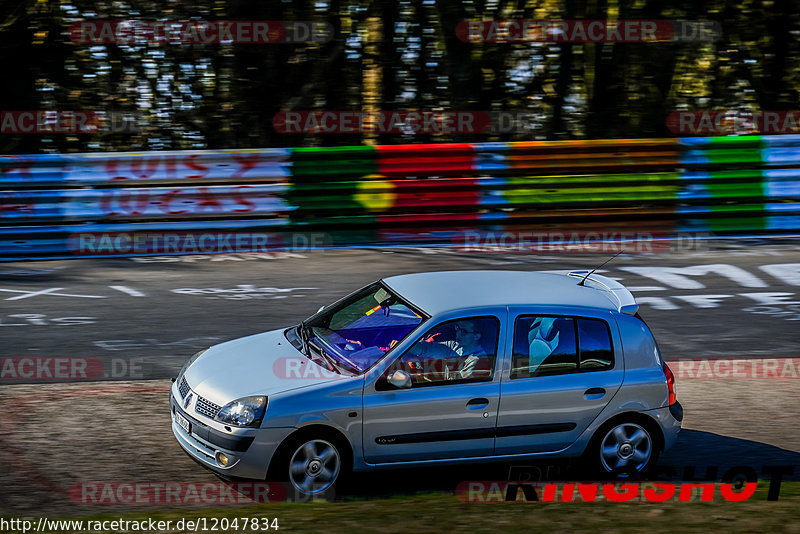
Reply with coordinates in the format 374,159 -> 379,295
178,376 -> 190,399
195,395 -> 222,419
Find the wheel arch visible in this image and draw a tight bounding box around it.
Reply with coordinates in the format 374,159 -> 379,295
586,411 -> 665,456
267,423 -> 354,479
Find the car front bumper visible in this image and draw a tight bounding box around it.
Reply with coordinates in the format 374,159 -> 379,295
170,387 -> 293,480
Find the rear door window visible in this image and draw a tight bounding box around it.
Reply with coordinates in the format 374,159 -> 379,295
511,315 -> 614,379
577,318 -> 613,371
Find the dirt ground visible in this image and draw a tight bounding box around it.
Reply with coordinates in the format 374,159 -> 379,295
0,377 -> 798,518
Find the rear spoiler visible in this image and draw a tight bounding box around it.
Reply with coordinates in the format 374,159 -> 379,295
567,271 -> 639,315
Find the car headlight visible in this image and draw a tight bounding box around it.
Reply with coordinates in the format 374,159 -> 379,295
177,349 -> 206,383
214,396 -> 267,427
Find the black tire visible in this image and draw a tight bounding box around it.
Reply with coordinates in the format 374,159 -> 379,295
586,419 -> 659,480
268,431 -> 350,500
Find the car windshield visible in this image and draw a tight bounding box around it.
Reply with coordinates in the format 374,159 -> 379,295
300,282 -> 425,374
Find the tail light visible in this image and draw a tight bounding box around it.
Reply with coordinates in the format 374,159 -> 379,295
662,363 -> 676,405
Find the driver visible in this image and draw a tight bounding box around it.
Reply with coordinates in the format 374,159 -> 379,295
436,320 -> 488,379
404,319 -> 489,382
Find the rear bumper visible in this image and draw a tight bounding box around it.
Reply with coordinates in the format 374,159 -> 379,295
643,402 -> 682,452
669,401 -> 684,423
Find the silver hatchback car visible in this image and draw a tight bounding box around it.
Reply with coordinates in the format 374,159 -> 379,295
170,270 -> 682,495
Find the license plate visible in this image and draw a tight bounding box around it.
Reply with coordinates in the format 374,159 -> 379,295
175,410 -> 191,433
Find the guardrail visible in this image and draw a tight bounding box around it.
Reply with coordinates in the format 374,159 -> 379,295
2,135 -> 800,259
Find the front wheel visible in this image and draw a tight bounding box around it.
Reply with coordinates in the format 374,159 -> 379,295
286,438 -> 342,495
593,422 -> 656,478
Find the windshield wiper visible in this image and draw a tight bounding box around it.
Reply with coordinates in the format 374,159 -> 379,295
298,321 -> 310,356
333,352 -> 362,374
299,323 -> 341,374
307,338 -> 342,374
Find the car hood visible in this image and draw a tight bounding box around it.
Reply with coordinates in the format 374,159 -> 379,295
183,328 -> 348,406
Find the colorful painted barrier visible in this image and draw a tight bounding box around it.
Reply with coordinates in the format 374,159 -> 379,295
2,136 -> 800,259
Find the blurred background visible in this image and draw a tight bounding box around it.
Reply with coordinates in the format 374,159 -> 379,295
3,0 -> 800,153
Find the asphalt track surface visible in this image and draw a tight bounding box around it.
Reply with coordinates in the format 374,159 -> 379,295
1,241 -> 799,516
1,241 -> 800,381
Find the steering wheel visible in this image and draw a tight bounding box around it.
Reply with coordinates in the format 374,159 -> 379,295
406,340 -> 460,363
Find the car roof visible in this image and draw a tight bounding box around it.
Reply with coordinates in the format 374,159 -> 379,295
382,270 -> 624,316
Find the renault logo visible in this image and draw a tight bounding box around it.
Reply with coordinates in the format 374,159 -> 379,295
184,393 -> 193,409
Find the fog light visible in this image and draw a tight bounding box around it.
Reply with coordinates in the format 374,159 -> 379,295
215,452 -> 230,467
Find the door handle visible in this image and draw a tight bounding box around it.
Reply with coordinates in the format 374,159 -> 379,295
584,387 -> 606,397
466,397 -> 489,409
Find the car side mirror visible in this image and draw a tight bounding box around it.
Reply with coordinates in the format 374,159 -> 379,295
387,370 -> 412,389
317,305 -> 325,313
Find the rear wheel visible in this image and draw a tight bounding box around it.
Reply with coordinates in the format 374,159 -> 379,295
592,421 -> 656,478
